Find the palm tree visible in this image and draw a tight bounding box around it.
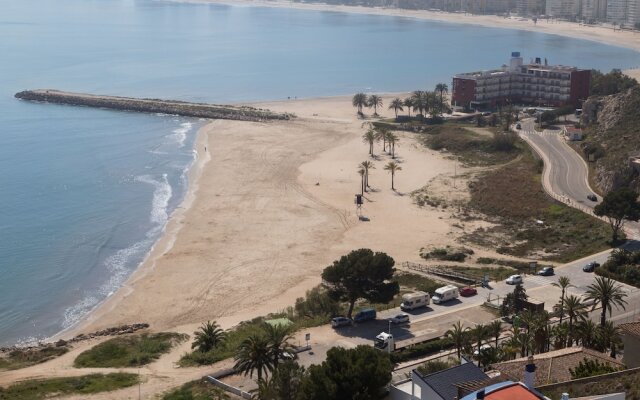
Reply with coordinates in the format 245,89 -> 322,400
235,333 -> 273,381
387,132 -> 399,159
563,295 -> 587,346
384,161 -> 402,190
352,93 -> 368,115
552,276 -> 574,324
368,94 -> 383,116
445,321 -> 470,360
357,168 -> 365,195
473,324 -> 490,366
374,127 -> 389,152
585,276 -> 628,328
488,320 -> 502,348
192,321 -> 226,353
597,321 -> 621,358
435,83 -> 449,109
388,98 -> 404,120
360,160 -> 375,190
576,319 -> 598,349
362,128 -> 376,156
263,323 -> 295,369
411,91 -> 427,118
552,322 -> 569,350
403,97 -> 414,118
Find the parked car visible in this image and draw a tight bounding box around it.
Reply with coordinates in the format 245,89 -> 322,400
460,286 -> 478,297
587,194 -> 598,202
537,267 -> 554,276
389,313 -> 410,324
353,308 -> 377,323
506,274 -> 523,285
583,261 -> 601,272
331,316 -> 351,328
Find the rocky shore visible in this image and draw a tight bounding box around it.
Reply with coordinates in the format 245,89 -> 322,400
15,89 -> 292,121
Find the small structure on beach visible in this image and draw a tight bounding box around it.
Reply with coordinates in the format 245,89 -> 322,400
563,125 -> 583,141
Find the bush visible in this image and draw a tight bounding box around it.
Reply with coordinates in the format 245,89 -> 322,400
0,346 -> 68,371
163,379 -> 229,400
0,373 -> 139,399
74,332 -> 187,368
416,358 -> 456,375
570,358 -> 621,379
390,337 -> 454,363
420,246 -> 473,262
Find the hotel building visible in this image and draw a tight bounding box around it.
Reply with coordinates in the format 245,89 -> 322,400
451,52 -> 591,110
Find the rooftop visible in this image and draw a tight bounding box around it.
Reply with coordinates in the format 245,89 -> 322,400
414,361 -> 488,400
460,381 -> 547,400
490,347 -> 624,386
619,321 -> 640,337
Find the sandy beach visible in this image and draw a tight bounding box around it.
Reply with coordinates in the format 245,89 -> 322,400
68,94 -> 470,336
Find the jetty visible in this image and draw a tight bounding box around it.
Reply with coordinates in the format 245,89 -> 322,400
15,90 -> 292,122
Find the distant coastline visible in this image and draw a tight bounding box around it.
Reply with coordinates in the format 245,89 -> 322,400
175,0 -> 640,77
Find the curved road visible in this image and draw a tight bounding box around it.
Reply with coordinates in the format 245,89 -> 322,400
518,118 -> 640,239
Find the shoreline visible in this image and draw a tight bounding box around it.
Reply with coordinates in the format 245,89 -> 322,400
53,121 -> 213,341
178,0 -> 640,54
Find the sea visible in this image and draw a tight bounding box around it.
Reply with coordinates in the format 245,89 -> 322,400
0,0 -> 638,346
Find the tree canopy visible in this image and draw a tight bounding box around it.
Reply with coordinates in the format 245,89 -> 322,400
299,345 -> 393,400
590,69 -> 639,96
594,188 -> 640,242
321,249 -> 399,318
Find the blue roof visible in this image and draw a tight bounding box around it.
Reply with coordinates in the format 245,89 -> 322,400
414,362 -> 488,400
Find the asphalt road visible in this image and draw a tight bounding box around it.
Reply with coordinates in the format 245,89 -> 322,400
518,118 -> 640,240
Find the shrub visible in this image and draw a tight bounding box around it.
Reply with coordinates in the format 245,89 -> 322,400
0,373 -> 139,399
74,332 -> 187,368
390,337 -> 454,363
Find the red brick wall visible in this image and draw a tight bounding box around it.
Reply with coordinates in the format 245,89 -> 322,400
570,69 -> 591,108
451,77 -> 476,108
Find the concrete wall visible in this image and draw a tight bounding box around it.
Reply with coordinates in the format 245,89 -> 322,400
622,334 -> 640,368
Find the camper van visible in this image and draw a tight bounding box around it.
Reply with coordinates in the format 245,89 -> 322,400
400,291 -> 430,311
432,285 -> 459,304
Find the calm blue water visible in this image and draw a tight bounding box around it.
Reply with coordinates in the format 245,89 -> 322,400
0,0 -> 638,346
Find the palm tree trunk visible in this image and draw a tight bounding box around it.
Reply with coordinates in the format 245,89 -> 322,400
391,173 -> 395,190
601,308 -> 607,328
361,176 -> 364,196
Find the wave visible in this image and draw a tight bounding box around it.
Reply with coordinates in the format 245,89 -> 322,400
60,174 -> 174,330
171,122 -> 193,148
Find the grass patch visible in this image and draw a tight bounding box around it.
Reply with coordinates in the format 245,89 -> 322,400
419,123 -> 521,166
393,271 -> 442,294
476,257 -> 554,273
447,265 -> 515,281
74,332 -> 187,368
420,246 -> 474,262
163,379 -> 230,400
416,357 -> 459,375
0,346 -> 68,371
0,373 -> 138,400
465,150 -> 611,262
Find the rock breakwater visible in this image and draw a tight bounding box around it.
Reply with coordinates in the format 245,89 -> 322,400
15,90 -> 292,121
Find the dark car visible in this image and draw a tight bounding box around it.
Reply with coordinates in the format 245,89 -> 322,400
583,261 -> 601,272
460,286 -> 478,297
587,194 -> 598,202
537,267 -> 554,276
331,316 -> 351,328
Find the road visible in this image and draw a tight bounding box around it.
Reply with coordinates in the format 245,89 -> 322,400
518,118 -> 640,239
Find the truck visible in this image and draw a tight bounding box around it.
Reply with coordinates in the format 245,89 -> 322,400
353,308 -> 376,323
432,285 -> 459,304
374,332 -> 395,353
400,291 -> 430,311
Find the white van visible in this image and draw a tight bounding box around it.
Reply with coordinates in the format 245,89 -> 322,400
432,285 -> 459,304
400,291 -> 430,311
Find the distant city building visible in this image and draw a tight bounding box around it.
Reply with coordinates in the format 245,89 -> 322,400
517,0 -> 545,14
546,0 -> 581,19
451,52 -> 591,109
627,0 -> 640,26
607,0 -> 629,23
